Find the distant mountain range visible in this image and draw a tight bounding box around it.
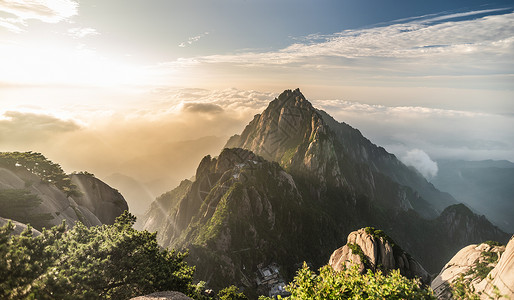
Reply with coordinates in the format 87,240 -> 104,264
143,89 -> 509,296
431,159 -> 514,233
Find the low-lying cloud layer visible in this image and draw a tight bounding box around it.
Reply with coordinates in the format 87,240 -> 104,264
0,110 -> 80,144
313,98 -> 514,163
400,149 -> 439,179
2,87 -> 512,215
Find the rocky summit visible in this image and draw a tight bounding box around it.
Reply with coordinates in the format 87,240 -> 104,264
144,89 -> 509,296
329,227 -> 430,285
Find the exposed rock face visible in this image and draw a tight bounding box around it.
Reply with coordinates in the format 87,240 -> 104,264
144,89 -> 508,295
143,148 -> 337,294
329,228 -> 430,285
432,235 -> 514,299
437,204 -> 508,247
481,236 -> 514,299
226,88 -> 455,217
130,291 -> 192,300
71,174 -> 128,225
0,216 -> 41,236
0,166 -> 128,230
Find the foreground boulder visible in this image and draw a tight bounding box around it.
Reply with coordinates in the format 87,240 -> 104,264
130,291 -> 192,300
431,235 -> 514,299
329,227 -> 431,285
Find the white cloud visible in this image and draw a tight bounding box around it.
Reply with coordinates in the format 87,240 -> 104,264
0,0 -> 78,32
161,10 -> 514,86
178,31 -> 209,47
314,98 -> 514,162
400,149 -> 439,179
68,27 -> 99,39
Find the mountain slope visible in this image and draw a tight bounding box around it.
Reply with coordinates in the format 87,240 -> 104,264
226,88 -> 454,217
0,152 -> 128,230
432,159 -> 514,233
144,148 -> 508,295
143,148 -> 341,293
144,89 -> 508,295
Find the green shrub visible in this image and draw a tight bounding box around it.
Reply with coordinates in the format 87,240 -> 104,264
217,285 -> 248,300
0,152 -> 81,197
285,263 -> 435,299
0,211 -> 194,299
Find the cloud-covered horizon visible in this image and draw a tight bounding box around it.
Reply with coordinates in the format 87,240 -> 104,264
1,87 -> 513,214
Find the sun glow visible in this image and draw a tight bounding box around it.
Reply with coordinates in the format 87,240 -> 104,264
0,39 -> 153,87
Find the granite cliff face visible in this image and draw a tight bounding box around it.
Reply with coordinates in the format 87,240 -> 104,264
143,148 -> 340,293
226,88 -> 454,218
0,155 -> 128,230
432,235 -> 514,299
144,89 -> 508,295
329,228 -> 430,285
71,174 -> 128,225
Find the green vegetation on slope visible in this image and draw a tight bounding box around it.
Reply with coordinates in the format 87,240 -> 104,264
259,263 -> 435,299
0,189 -> 54,230
0,212 -> 194,299
451,242 -> 505,300
0,151 -> 81,197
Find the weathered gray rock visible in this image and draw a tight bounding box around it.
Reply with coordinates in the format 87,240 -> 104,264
0,216 -> 41,236
130,291 -> 192,300
431,235 -> 514,299
226,88 -> 456,217
71,174 -> 128,224
0,166 -> 128,230
329,228 -> 431,285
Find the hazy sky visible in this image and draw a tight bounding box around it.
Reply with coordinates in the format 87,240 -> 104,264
1,0 -> 513,213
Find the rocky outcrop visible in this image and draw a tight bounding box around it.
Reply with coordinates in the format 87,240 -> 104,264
226,88 -> 455,217
480,236 -> 514,299
143,148 -> 335,294
71,174 -> 128,225
144,89 -> 508,295
130,291 -> 192,300
329,228 -> 430,285
0,165 -> 128,230
0,216 -> 41,236
431,236 -> 514,299
436,204 -> 508,248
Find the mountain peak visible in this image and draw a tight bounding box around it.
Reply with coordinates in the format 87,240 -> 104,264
270,88 -> 315,113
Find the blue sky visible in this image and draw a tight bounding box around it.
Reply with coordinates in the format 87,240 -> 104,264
57,0 -> 514,62
0,0 -> 513,202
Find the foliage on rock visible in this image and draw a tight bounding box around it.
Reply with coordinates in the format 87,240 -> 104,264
217,285 -> 249,300
0,151 -> 80,197
0,189 -> 54,229
450,244 -> 506,300
282,263 -> 435,300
